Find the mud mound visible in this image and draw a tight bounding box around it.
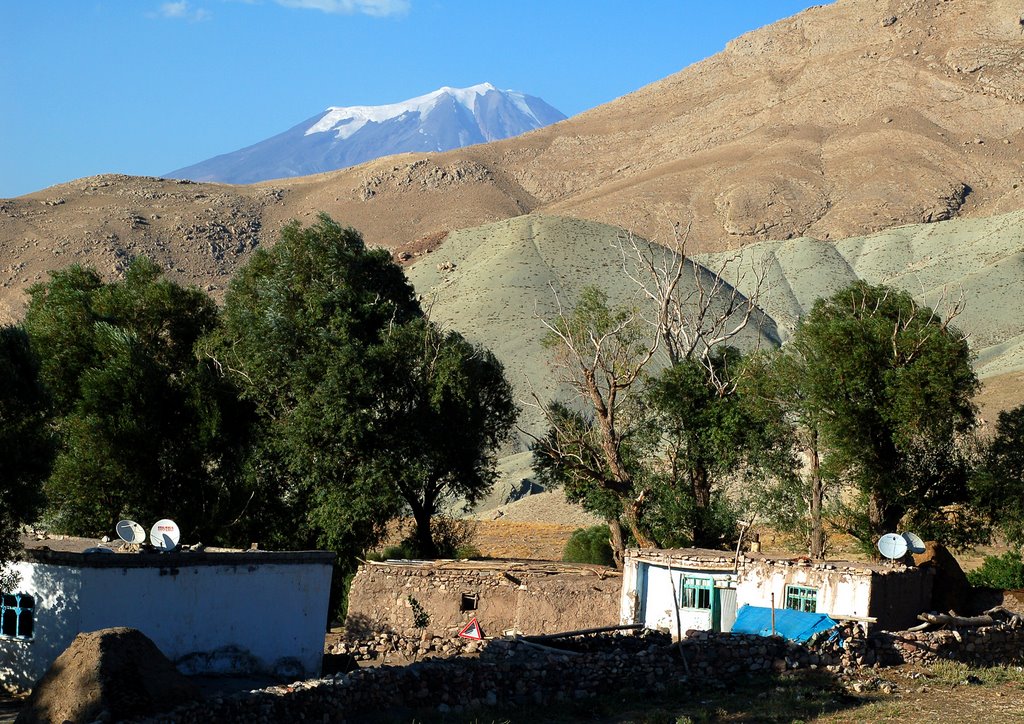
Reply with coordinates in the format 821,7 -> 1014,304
913,542 -> 972,615
16,627 -> 199,724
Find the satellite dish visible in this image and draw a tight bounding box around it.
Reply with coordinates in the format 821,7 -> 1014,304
149,519 -> 181,551
902,531 -> 926,555
877,533 -> 909,561
116,520 -> 146,545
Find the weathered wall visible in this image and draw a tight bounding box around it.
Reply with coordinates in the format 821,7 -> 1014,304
737,559 -> 873,620
868,568 -> 934,631
78,560 -> 334,679
2,552 -> 334,692
346,561 -> 621,638
0,561 -> 85,692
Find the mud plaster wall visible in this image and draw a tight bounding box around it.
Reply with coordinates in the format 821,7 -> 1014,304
346,563 -> 621,638
869,568 -> 934,631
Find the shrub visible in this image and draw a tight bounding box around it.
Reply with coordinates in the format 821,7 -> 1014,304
966,551 -> 1024,589
562,525 -> 614,566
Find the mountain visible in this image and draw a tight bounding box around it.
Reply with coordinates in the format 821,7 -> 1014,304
3,0 -> 1024,412
405,212 -> 1024,438
166,83 -> 566,184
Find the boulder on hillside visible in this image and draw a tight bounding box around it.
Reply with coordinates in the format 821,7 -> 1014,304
16,627 -> 199,724
912,541 -> 972,615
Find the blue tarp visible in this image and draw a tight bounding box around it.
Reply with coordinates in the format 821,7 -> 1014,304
731,605 -> 837,642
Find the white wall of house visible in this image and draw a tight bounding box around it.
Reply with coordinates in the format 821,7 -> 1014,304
620,558 -> 735,638
0,561 -> 85,692
736,562 -> 873,620
1,553 -> 334,693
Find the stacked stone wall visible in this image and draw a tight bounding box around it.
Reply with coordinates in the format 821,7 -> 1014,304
133,619 -> 1024,722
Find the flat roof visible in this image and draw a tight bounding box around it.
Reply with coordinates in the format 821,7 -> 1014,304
16,533 -> 334,568
364,558 -> 620,577
628,547 -> 915,575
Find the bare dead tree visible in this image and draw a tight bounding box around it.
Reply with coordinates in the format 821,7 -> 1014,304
616,222 -> 771,393
522,286 -> 659,568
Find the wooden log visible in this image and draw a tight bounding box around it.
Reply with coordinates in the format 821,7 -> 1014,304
525,624 -> 645,641
512,636 -> 582,656
917,612 -> 994,627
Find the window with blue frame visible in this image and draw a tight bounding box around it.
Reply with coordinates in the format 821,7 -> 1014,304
1,593 -> 34,639
680,576 -> 713,609
785,585 -> 817,613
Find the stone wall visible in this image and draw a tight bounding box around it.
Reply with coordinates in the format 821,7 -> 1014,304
132,619 -> 1024,722
345,560 -> 621,639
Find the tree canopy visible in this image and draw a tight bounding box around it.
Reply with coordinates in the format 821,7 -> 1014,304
0,326 -> 51,588
22,258 -> 252,541
973,404 -> 1024,549
792,281 -> 979,547
214,214 -> 516,561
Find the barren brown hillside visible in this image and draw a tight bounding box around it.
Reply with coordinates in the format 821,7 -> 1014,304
3,0 -> 1024,325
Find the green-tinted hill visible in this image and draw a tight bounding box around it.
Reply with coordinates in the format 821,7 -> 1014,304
406,214 -> 776,440
697,208 -> 1024,380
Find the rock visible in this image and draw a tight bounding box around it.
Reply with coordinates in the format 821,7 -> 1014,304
15,627 -> 199,724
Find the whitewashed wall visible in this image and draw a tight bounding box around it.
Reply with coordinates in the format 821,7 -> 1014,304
736,562 -> 873,620
1,553 -> 333,693
0,561 -> 85,692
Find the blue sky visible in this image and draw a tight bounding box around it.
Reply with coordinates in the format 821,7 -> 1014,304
2,1 -> 825,198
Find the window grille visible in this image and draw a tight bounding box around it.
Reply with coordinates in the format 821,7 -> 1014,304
680,576 -> 713,610
785,585 -> 817,613
1,593 -> 34,639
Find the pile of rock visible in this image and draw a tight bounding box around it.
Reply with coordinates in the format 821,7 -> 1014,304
326,632 -> 485,663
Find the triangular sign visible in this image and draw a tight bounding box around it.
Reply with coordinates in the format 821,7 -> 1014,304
458,617 -> 483,640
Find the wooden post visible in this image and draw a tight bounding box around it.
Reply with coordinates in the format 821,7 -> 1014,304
771,592 -> 776,637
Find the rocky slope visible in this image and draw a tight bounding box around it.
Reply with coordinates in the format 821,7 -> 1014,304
3,0 -> 1024,367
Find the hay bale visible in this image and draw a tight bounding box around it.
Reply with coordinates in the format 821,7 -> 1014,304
16,627 -> 198,724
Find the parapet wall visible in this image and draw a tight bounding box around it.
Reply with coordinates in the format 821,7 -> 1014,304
345,560 -> 621,638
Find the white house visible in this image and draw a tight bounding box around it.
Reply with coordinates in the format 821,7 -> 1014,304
619,547 -> 933,639
0,535 -> 334,693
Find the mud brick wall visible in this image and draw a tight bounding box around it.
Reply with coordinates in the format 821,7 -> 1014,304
345,561 -> 621,639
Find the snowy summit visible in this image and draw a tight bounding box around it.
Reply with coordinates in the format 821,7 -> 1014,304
168,83 -> 565,185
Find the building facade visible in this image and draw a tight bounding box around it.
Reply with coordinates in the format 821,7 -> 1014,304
0,537 -> 334,692
620,547 -> 934,639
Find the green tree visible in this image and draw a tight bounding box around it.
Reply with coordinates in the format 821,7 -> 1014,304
794,282 -> 979,548
740,347 -> 836,558
530,287 -> 657,568
214,214 -> 515,563
644,348 -> 791,548
973,404 -> 1024,548
213,215 -> 420,556
379,319 -> 517,558
0,326 -> 52,588
23,259 -> 251,541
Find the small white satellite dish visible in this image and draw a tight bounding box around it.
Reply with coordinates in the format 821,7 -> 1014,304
149,519 -> 181,551
116,520 -> 146,545
902,531 -> 926,555
877,533 -> 909,561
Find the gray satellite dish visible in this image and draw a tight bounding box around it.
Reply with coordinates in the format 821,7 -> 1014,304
877,533 -> 908,561
149,519 -> 181,551
116,520 -> 146,545
902,531 -> 926,555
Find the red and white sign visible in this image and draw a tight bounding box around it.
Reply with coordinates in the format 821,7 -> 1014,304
458,617 -> 483,640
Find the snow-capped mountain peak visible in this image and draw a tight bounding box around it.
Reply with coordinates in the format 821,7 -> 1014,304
305,83 -> 524,140
167,83 -> 565,184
